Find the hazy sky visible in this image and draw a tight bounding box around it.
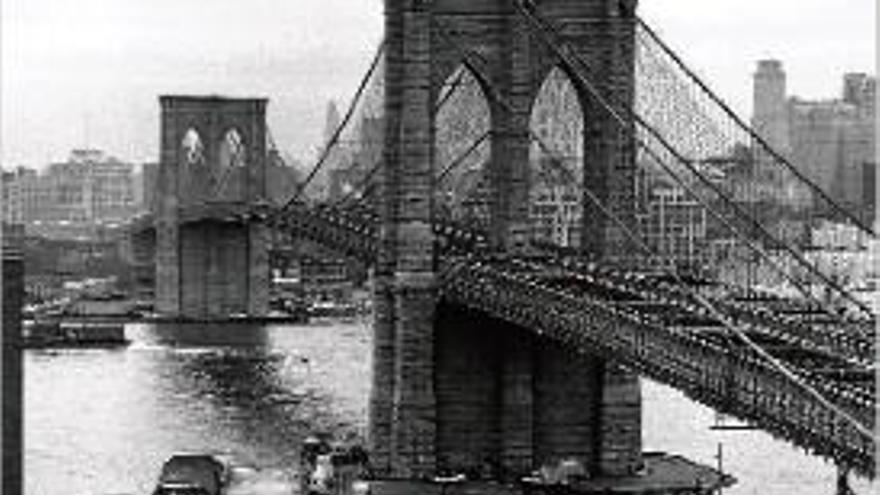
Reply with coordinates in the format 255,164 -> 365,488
1,0 -> 875,168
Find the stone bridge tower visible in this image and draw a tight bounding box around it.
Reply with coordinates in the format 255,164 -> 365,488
155,96 -> 270,319
370,0 -> 641,480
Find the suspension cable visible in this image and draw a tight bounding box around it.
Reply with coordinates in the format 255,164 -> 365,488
512,0 -> 874,439
528,112 -> 875,442
282,40 -> 386,210
334,65 -> 483,208
515,1 -> 872,317
338,162 -> 382,206
436,131 -> 491,184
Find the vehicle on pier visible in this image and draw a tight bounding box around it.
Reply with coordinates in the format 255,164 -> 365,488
153,454 -> 229,495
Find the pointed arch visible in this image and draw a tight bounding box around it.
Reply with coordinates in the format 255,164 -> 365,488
434,64 -> 493,224
181,128 -> 205,165
213,127 -> 248,200
180,127 -> 207,201
219,128 -> 247,169
528,66 -> 585,248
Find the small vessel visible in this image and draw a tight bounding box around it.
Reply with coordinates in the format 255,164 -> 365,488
23,319 -> 128,349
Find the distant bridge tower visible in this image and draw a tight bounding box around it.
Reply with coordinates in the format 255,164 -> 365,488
155,96 -> 270,319
371,0 -> 641,480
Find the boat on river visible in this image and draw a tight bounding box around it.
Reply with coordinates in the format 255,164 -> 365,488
22,319 -> 128,349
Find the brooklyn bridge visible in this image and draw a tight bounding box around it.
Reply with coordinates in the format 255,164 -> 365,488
126,0 -> 876,489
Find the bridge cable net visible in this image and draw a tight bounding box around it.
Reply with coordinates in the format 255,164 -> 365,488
430,15 -> 869,362
433,66 -> 493,232
632,21 -> 875,319
500,2 -> 873,475
516,1 -> 874,322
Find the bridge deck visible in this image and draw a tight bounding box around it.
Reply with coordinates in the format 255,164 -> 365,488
278,203 -> 876,478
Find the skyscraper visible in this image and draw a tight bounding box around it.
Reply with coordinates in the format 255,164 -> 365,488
752,60 -> 790,155
751,61 -> 876,217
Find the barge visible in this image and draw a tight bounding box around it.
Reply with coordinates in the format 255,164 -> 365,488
23,319 -> 128,349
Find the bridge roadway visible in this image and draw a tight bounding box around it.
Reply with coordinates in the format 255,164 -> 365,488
280,201 -> 876,478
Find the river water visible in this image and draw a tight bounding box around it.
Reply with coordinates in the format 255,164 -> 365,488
25,321 -> 874,495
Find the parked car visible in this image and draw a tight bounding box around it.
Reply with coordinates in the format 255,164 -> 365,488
153,454 -> 229,495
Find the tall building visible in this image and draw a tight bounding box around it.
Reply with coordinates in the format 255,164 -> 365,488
751,61 -> 876,217
2,149 -> 136,238
3,167 -> 49,226
46,149 -> 135,224
134,162 -> 160,213
2,170 -> 24,224
752,60 -> 790,155
324,101 -> 341,146
644,184 -> 709,271
328,116 -> 384,202
309,101 -> 344,200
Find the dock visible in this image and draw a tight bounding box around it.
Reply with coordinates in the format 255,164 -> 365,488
328,453 -> 733,495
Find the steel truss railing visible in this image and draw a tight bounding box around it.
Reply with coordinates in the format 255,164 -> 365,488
275,195 -> 874,477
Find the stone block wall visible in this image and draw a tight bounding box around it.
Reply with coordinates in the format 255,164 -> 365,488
155,96 -> 270,318
374,0 -> 642,479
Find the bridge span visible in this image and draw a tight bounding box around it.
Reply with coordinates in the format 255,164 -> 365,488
129,0 -> 876,488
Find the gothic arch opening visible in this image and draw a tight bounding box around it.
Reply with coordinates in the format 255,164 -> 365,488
180,128 -> 206,199
434,65 -> 492,226
529,66 -> 585,248
181,128 -> 205,165
219,128 -> 247,169
215,128 -> 247,200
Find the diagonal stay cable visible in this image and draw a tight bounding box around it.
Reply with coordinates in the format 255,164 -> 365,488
335,67 -> 481,208
338,161 -> 383,206
282,39 -> 386,210
513,0 -> 874,440
436,130 -> 491,184
529,118 -> 875,442
516,0 -> 872,317
434,17 -> 827,317
338,129 -> 491,211
435,69 -> 467,114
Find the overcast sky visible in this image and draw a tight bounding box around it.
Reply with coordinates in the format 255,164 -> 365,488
1,0 -> 875,168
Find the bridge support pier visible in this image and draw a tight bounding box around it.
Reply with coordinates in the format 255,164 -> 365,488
373,0 -> 643,481
154,96 -> 270,320
373,302 -> 643,480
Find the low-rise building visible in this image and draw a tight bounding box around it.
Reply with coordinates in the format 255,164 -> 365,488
2,149 -> 136,239
643,184 -> 708,271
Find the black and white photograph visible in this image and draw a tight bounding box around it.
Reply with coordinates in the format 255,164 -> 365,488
1,1 -> 877,494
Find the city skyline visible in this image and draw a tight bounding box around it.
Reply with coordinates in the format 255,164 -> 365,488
1,0 -> 875,169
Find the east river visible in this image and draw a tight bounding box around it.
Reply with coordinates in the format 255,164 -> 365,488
25,321 -> 875,495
